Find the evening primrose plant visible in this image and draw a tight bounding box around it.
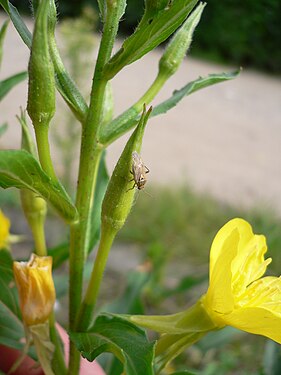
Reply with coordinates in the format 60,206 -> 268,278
1,0 -> 277,374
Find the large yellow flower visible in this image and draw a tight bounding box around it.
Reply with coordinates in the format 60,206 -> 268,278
13,253 -> 55,326
202,218 -> 281,343
130,219 -> 281,368
0,209 -> 10,249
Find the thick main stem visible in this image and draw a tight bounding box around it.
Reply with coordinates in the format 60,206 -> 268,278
68,2 -> 123,373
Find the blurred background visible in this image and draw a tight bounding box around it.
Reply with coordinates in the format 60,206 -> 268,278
1,1 -> 281,374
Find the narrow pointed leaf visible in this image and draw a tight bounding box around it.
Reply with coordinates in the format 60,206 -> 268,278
152,70 -> 241,116
104,0 -> 198,79
101,70 -> 240,145
0,0 -> 32,47
70,314 -> 155,375
0,19 -> 9,67
0,150 -> 78,223
0,71 -> 27,101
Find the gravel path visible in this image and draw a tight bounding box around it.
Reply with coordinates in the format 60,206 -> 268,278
1,14 -> 281,213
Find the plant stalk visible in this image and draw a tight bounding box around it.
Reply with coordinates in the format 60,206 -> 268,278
68,2 -> 123,373
34,126 -> 57,181
75,225 -> 116,331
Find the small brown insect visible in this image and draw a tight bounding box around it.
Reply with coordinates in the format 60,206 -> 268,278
130,151 -> 149,190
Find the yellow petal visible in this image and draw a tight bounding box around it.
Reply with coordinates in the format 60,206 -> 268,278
238,276 -> 281,314
223,306 -> 281,344
231,233 -> 269,294
13,254 -> 55,326
209,218 -> 252,278
205,227 -> 239,314
0,209 -> 10,249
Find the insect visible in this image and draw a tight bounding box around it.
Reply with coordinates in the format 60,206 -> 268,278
130,151 -> 150,190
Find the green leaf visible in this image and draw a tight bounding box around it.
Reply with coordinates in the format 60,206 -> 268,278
104,0 -> 198,79
88,151 -> 109,254
0,150 -> 78,223
101,70 -> 240,145
70,314 -> 155,375
0,0 -> 32,48
0,19 -> 9,68
0,250 -> 24,350
0,123 -> 8,137
152,69 -> 241,116
0,71 -> 27,101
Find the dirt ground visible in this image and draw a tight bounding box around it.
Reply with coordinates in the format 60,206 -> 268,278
1,14 -> 281,214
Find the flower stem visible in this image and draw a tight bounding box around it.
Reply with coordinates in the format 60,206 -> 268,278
100,71 -> 168,145
31,217 -> 47,257
75,225 -> 116,331
34,126 -> 57,181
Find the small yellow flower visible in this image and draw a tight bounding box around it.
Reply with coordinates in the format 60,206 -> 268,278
0,209 -> 10,249
13,253 -> 55,326
202,218 -> 281,343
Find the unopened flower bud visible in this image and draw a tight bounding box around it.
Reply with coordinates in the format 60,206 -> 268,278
13,254 -> 55,326
101,105 -> 152,233
27,0 -> 55,128
159,2 -> 206,79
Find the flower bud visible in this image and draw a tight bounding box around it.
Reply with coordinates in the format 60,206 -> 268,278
0,209 -> 10,249
101,105 -> 152,233
27,0 -> 56,128
159,2 -> 206,79
13,254 -> 55,326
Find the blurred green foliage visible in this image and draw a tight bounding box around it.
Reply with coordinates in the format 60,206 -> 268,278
10,0 -> 281,73
118,185 -> 281,276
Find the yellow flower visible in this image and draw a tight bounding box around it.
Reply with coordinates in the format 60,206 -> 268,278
202,218 -> 281,343
13,253 -> 55,326
0,209 -> 10,249
130,218 -> 281,369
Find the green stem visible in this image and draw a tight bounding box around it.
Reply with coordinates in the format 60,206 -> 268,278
31,218 -> 47,257
134,72 -> 168,109
34,126 -> 57,181
49,313 -> 67,375
76,225 -> 116,331
100,71 -> 168,145
68,2 -> 122,373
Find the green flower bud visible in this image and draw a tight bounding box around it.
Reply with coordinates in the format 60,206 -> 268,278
101,105 -> 152,233
159,2 -> 206,79
27,0 -> 55,128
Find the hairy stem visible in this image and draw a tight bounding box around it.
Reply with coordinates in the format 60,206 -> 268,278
68,2 -> 123,373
